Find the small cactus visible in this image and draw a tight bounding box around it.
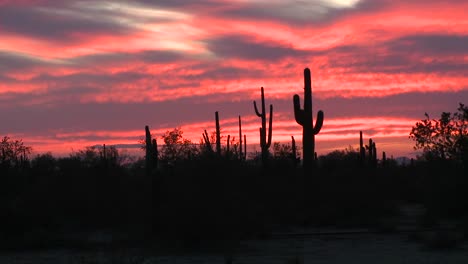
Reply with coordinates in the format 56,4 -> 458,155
238,115 -> 243,161
366,138 -> 377,167
359,131 -> 366,166
243,134 -> 247,161
253,87 -> 273,167
202,129 -> 213,153
215,111 -> 221,155
291,136 -> 298,166
145,125 -> 158,176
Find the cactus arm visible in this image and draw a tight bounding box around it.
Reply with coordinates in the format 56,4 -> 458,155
202,129 -> 213,152
266,104 -> 273,148
312,110 -> 324,135
202,129 -> 210,145
293,95 -> 305,126
254,87 -> 265,117
253,101 -> 262,117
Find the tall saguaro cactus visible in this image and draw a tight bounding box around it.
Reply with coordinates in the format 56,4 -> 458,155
253,87 -> 273,166
293,68 -> 324,175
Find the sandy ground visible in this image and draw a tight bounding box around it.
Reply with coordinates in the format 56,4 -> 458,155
1,232 -> 467,264
1,204 -> 466,263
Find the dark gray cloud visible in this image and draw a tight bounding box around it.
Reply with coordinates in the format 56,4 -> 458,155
218,0 -> 387,25
185,65 -> 267,81
71,50 -> 186,66
388,35 -> 468,55
203,33 -> 468,74
314,90 -> 468,119
0,0 -> 192,43
134,0 -> 220,8
30,71 -> 152,87
218,0 -> 465,26
206,35 -> 306,60
0,4 -> 133,42
0,51 -> 47,71
0,49 -> 186,81
325,34 -> 468,74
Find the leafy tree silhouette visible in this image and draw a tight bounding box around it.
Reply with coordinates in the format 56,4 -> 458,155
160,127 -> 199,165
0,136 -> 32,168
410,103 -> 468,166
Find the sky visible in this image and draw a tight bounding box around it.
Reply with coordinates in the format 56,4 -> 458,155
0,0 -> 467,158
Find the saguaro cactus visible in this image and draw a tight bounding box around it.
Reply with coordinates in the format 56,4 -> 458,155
372,142 -> 377,166
359,131 -> 366,166
253,87 -> 273,166
238,115 -> 243,160
293,68 -> 324,175
215,111 -> 221,156
366,138 -> 377,167
243,134 -> 247,161
202,129 -> 213,153
367,138 -> 374,165
145,125 -> 158,176
291,135 -> 298,166
152,139 -> 158,169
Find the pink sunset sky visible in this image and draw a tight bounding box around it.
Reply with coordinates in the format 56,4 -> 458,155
0,0 -> 467,158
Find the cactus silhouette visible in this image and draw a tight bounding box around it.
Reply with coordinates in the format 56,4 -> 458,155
291,136 -> 298,166
367,138 -> 373,165
145,125 -> 158,176
238,115 -> 243,161
253,87 -> 273,166
243,134 -> 247,161
372,141 -> 377,166
366,138 -> 377,167
215,111 -> 221,156
359,131 -> 366,166
293,68 -> 324,175
102,144 -> 107,160
152,139 -> 158,169
202,129 -> 214,153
